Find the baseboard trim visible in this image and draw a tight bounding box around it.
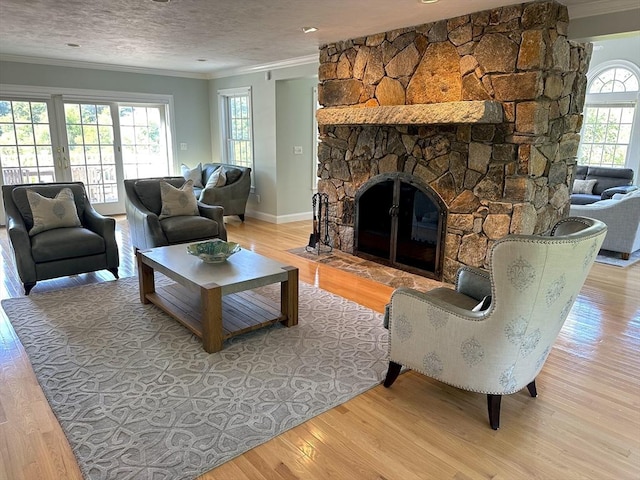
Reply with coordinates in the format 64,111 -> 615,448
245,210 -> 312,224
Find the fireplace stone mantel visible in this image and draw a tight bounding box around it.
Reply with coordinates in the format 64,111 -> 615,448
316,101 -> 504,126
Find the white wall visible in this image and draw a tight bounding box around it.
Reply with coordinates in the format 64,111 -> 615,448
209,63 -> 318,222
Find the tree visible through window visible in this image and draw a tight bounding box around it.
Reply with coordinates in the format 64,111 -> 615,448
577,66 -> 639,168
219,87 -> 254,180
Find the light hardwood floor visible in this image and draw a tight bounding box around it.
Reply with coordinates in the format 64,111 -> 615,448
1,216 -> 638,480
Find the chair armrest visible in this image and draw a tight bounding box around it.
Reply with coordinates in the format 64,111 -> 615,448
5,212 -> 37,283
391,287 -> 488,321
83,205 -> 119,267
601,185 -> 638,200
197,202 -> 228,240
124,181 -> 168,249
455,266 -> 491,301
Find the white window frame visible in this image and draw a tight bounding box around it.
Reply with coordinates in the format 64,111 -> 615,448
218,86 -> 255,190
578,60 -> 640,176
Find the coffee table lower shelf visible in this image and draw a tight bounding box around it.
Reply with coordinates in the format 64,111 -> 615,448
146,283 -> 285,341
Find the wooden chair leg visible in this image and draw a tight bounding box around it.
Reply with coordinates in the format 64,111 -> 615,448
526,380 -> 537,397
239,214 -> 245,222
108,267 -> 119,279
383,361 -> 402,387
487,394 -> 502,430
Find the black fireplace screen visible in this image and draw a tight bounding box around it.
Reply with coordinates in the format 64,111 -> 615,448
354,173 -> 446,279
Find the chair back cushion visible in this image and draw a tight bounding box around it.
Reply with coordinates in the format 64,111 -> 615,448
133,177 -> 185,215
11,183 -> 86,231
26,187 -> 81,236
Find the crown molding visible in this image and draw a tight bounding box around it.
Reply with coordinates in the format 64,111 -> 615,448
568,0 -> 640,19
0,54 -> 209,80
207,54 -> 319,79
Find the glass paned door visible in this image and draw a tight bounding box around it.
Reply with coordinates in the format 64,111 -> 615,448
0,99 -> 60,185
119,105 -> 170,178
64,102 -> 124,214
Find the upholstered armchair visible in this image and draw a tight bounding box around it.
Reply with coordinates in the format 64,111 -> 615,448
383,217 -> 607,429
124,177 -> 227,252
570,189 -> 640,260
2,182 -> 119,295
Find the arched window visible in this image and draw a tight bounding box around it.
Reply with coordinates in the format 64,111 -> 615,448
577,62 -> 640,169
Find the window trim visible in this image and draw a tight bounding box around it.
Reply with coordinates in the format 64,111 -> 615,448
218,86 -> 255,191
579,61 -> 640,173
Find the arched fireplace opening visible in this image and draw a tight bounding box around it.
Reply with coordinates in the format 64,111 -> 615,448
354,173 -> 447,280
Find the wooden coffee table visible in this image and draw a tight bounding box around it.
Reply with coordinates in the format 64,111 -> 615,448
136,244 -> 298,353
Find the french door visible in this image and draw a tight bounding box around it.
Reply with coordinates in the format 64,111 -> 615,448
0,95 -> 171,219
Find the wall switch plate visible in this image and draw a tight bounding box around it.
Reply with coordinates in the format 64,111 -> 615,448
293,146 -> 303,155
180,142 -> 188,151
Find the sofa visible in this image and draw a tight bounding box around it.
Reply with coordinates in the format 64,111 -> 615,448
124,177 -> 227,252
570,189 -> 640,260
571,166 -> 637,205
181,163 -> 251,221
2,182 -> 119,295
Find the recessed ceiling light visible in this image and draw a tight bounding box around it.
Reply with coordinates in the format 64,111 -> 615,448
197,59 -> 207,62
420,0 -> 439,4
302,27 -> 318,34
66,43 -> 80,48
151,0 -> 170,3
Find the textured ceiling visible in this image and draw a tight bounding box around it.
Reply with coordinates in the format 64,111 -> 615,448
0,0 -> 637,77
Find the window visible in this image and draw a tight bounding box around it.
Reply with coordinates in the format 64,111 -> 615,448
1,88 -> 174,216
577,63 -> 640,169
219,87 -> 254,187
0,99 -> 56,184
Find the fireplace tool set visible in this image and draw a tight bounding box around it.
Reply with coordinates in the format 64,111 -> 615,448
306,193 -> 332,254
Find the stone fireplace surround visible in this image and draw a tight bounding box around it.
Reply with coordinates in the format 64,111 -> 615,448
315,0 -> 592,283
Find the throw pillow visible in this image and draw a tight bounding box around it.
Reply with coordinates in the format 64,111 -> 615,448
204,166 -> 227,188
159,180 -> 199,219
180,163 -> 204,188
26,187 -> 81,236
572,179 -> 597,195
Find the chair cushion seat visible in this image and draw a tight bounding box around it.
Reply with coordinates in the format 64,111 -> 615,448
160,216 -> 220,244
31,227 -> 105,263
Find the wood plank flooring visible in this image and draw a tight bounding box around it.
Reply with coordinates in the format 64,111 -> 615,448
0,215 -> 638,480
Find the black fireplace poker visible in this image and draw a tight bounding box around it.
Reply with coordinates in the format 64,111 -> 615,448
306,193 -> 332,255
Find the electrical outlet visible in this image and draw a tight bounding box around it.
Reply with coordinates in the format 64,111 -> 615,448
255,194 -> 261,204
293,146 -> 303,155
180,142 -> 188,151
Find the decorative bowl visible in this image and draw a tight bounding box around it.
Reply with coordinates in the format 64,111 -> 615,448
186,239 -> 241,263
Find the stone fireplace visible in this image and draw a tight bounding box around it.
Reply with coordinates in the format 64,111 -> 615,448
316,0 -> 592,283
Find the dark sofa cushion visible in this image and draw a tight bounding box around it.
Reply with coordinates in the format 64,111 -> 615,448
160,215 -> 221,244
586,167 -> 634,195
30,227 -> 105,262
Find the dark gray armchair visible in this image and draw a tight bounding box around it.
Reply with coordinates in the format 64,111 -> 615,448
124,177 -> 227,252
2,182 -> 119,295
196,164 -> 251,221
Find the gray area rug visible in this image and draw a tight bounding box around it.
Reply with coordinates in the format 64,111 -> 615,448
1,277 -> 388,480
595,249 -> 640,268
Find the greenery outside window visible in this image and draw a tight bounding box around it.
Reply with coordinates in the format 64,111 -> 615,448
219,87 -> 254,188
577,63 -> 640,169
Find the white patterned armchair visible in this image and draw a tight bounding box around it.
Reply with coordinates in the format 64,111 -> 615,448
383,217 -> 607,429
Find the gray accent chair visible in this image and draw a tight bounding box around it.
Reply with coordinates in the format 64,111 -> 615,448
196,164 -> 251,221
571,166 -> 637,205
124,177 -> 227,252
570,189 -> 640,260
383,217 -> 607,429
2,182 -> 119,295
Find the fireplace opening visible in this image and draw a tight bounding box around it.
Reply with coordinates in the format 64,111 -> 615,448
354,173 -> 446,280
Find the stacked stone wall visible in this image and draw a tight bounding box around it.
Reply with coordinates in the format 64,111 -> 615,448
316,0 -> 592,282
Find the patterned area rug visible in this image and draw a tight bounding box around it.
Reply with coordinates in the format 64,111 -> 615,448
595,249 -> 640,268
288,246 -> 446,292
1,277 -> 388,480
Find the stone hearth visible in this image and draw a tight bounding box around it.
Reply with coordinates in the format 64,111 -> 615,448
316,0 -> 592,283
